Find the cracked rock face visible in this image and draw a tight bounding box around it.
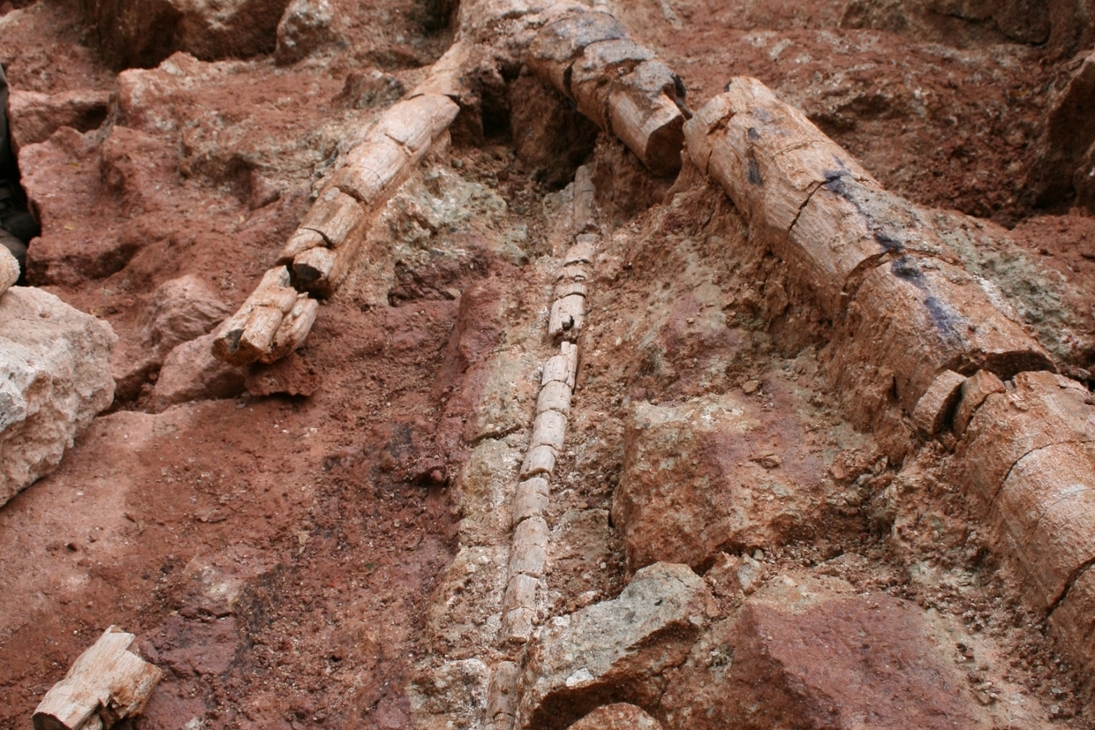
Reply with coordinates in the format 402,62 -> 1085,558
660,574 -> 984,730
0,287 -> 116,506
517,562 -> 713,730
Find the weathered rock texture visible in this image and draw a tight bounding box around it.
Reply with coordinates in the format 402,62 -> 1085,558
152,332 -> 246,412
0,287 -> 116,507
567,703 -> 662,730
613,394 -> 836,572
1029,50 -> 1095,208
517,562 -> 712,730
83,0 -> 292,69
0,245 -> 18,296
6,88 -> 110,155
660,574 -> 984,730
841,0 -> 1095,53
142,274 -> 232,358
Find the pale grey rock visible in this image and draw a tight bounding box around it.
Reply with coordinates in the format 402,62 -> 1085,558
517,562 -> 712,730
275,0 -> 338,65
0,287 -> 116,506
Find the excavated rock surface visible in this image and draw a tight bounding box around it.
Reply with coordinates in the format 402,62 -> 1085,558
0,286 -> 116,507
3,0 -> 1095,727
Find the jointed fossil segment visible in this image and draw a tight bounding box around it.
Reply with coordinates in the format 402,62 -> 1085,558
687,74 -> 1095,684
685,77 -> 1054,412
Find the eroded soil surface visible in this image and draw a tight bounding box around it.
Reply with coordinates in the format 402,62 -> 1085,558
3,0 -> 1095,728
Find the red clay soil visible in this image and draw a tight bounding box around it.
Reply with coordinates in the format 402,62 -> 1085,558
2,0 -> 1095,728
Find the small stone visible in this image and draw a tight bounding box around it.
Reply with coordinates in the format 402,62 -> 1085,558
743,379 -> 760,394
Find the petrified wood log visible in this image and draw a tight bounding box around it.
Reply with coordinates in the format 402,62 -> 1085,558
683,77 -> 882,314
991,440 -> 1095,609
513,476 -> 551,524
843,257 -> 1052,413
951,371 -> 1095,515
525,5 -> 687,175
263,295 -> 319,364
213,267 -> 301,365
33,626 -> 161,730
297,188 -> 364,248
548,293 -> 585,339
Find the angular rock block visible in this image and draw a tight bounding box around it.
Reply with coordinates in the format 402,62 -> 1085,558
0,287 -> 116,507
951,370 -> 1095,513
7,89 -> 110,154
517,562 -> 711,730
275,0 -> 338,65
660,575 -> 980,730
613,394 -> 834,572
84,0 -> 290,69
152,332 -> 246,412
1029,50 -> 1095,205
841,257 -> 1052,414
142,274 -> 232,357
991,441 -> 1095,609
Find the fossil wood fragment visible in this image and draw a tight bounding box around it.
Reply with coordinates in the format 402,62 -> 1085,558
525,4 -> 687,175
33,626 -> 162,730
